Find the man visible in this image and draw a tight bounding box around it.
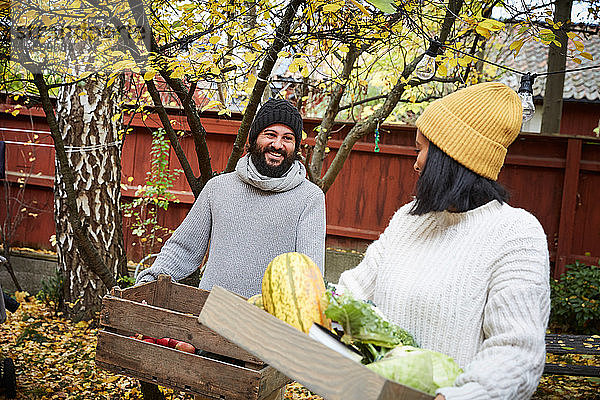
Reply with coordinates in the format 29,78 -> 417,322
135,98 -> 326,298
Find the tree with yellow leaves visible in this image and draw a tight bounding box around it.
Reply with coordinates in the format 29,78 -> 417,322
1,0 -> 597,324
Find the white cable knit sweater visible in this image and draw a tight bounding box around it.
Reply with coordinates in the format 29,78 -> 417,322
338,200 -> 550,400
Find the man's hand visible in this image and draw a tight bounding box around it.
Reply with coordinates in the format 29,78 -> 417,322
435,395 -> 446,400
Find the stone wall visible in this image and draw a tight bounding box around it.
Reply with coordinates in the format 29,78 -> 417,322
0,249 -> 59,294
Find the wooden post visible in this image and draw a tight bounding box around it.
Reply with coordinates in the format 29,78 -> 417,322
139,381 -> 167,400
555,138 -> 582,277
143,276 -> 168,400
110,286 -> 123,297
153,275 -> 172,309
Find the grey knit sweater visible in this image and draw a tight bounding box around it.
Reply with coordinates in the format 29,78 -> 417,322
136,155 -> 326,298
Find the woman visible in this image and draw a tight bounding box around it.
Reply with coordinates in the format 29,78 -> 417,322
338,82 -> 550,399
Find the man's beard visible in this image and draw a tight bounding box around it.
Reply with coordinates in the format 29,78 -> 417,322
249,142 -> 296,178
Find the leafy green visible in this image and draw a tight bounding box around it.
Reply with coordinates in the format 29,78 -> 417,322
364,0 -> 397,14
366,346 -> 463,395
324,291 -> 416,362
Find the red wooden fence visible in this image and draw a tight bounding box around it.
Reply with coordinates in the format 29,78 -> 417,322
1,105 -> 599,277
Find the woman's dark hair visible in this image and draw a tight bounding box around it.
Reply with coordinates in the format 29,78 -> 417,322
410,142 -> 509,215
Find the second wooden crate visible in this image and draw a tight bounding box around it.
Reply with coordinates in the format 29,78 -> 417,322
95,275 -> 289,400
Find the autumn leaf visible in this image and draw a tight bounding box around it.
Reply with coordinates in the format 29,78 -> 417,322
475,25 -> 490,39
106,74 -> 118,87
349,0 -> 370,15
437,63 -> 448,77
478,18 -> 504,31
364,0 -> 396,14
289,62 -> 299,73
170,67 -> 185,79
573,40 -> 585,52
509,40 -> 524,56
143,70 -> 156,81
323,3 -> 342,13
201,100 -> 223,112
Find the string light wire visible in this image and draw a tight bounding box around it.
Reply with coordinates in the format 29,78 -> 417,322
418,35 -> 600,77
1,139 -> 122,153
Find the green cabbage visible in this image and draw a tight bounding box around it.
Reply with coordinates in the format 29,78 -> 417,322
366,346 -> 463,395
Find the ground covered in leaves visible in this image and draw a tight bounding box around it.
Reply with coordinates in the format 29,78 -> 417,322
0,294 -> 598,399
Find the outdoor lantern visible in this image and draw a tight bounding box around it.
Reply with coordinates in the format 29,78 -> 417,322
415,38 -> 442,80
518,73 -> 536,123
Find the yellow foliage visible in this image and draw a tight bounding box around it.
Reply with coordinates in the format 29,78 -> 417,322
143,69 -> 156,81
170,67 -> 185,79
475,25 -> 490,39
509,40 -> 524,56
323,3 -> 342,13
437,63 -> 447,77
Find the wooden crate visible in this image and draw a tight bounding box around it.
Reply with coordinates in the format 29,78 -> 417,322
95,275 -> 290,400
199,286 -> 434,400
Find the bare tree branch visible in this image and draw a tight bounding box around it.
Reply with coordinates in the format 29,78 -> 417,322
224,0 -> 306,173
319,0 -> 465,192
309,44 -> 361,185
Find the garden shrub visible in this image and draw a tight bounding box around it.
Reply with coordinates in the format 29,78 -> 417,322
36,268 -> 64,313
117,275 -> 135,289
549,260 -> 600,334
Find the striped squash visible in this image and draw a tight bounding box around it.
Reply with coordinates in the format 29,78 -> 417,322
247,294 -> 264,309
262,252 -> 331,334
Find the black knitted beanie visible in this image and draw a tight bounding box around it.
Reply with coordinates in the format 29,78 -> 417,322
248,98 -> 303,149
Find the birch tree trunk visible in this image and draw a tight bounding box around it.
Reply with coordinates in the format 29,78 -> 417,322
55,75 -> 127,320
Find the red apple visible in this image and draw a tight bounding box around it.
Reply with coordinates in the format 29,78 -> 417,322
157,337 -> 170,347
168,338 -> 180,348
175,341 -> 195,353
143,338 -> 156,344
142,335 -> 156,341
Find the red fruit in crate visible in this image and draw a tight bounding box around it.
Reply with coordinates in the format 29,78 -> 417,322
168,338 -> 180,348
143,338 -> 156,344
175,341 -> 195,353
157,337 -> 170,347
142,335 -> 156,341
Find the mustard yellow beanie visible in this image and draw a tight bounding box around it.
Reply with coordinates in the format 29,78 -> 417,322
415,82 -> 522,180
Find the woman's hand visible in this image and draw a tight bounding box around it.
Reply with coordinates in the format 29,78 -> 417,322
434,395 -> 446,400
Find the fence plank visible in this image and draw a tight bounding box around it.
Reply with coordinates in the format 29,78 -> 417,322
556,138 -> 582,277
3,112 -> 600,274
